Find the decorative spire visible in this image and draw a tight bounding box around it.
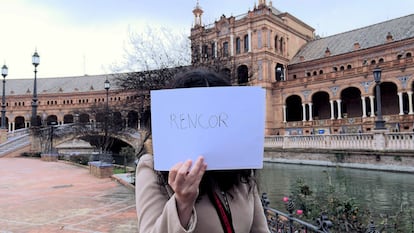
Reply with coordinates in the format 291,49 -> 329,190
258,0 -> 266,6
193,0 -> 204,27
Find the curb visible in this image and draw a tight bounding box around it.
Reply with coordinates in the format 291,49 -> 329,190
111,174 -> 135,191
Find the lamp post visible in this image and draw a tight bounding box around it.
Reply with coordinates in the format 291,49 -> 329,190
31,50 -> 40,127
49,121 -> 57,153
373,67 -> 386,130
1,64 -> 8,129
104,78 -> 110,153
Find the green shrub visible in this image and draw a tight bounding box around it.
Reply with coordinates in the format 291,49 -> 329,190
69,154 -> 90,165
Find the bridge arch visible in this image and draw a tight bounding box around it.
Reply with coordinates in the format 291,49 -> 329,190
52,124 -> 143,157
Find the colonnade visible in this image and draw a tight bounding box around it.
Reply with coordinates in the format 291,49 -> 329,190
282,91 -> 414,122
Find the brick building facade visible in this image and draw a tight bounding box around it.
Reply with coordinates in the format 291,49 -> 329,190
190,0 -> 414,135
3,0 -> 414,136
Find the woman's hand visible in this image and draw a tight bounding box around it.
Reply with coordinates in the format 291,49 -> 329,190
168,156 -> 207,228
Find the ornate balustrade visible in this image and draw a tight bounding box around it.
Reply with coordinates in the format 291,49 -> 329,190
265,132 -> 414,151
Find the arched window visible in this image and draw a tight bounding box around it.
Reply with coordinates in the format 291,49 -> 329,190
211,42 -> 216,58
319,70 -> 324,75
236,37 -> 241,54
406,52 -> 412,58
378,58 -> 384,63
202,44 -> 208,58
313,71 -> 317,76
333,67 -> 338,72
274,35 -> 278,51
237,65 -> 249,84
222,41 -> 229,57
347,64 -> 352,69
243,34 -> 249,52
279,37 -> 284,54
371,60 -> 376,65
340,66 -> 345,71
275,64 -> 284,81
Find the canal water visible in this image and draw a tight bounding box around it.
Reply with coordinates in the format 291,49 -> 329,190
258,162 -> 414,218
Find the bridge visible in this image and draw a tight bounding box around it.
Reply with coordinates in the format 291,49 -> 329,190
0,123 -> 144,158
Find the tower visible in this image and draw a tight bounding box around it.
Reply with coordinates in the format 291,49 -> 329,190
193,0 -> 203,27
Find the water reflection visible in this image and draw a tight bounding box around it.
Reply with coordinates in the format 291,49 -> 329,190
258,162 -> 414,215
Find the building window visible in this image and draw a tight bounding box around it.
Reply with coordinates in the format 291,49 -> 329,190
257,30 -> 262,49
407,52 -> 412,58
279,37 -> 284,54
347,64 -> 352,69
202,45 -> 208,58
319,70 -> 324,74
223,41 -> 229,57
340,66 -> 345,71
313,71 -> 317,76
333,67 -> 338,72
274,35 -> 278,51
378,58 -> 384,63
244,34 -> 249,52
371,60 -> 376,65
275,64 -> 284,81
211,42 -> 216,58
236,37 -> 241,54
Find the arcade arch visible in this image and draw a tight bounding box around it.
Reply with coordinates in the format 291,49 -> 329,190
312,92 -> 330,120
285,95 -> 302,122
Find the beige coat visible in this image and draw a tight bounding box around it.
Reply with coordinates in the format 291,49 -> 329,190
135,154 -> 270,233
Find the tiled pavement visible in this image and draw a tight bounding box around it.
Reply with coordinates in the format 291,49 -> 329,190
0,157 -> 138,233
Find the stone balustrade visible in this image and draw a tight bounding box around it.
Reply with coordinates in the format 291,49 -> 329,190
265,132 -> 414,151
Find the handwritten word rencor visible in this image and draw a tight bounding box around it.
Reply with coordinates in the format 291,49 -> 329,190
170,113 -> 229,129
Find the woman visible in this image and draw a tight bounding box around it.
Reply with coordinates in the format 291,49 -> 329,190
135,68 -> 270,233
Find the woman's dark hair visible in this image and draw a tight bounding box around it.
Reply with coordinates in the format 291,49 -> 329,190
170,68 -> 231,88
158,68 -> 256,196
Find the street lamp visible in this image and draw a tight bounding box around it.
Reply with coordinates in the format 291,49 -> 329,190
104,78 -> 110,110
31,50 -> 40,127
103,78 -> 110,153
49,121 -> 57,153
1,64 -> 8,129
373,67 -> 386,130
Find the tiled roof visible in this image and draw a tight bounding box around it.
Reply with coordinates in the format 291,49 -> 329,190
6,74 -> 119,96
290,14 -> 414,64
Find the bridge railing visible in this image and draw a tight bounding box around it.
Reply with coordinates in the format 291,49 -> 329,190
265,132 -> 414,151
7,128 -> 30,139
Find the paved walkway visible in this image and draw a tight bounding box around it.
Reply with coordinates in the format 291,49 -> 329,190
0,157 -> 138,233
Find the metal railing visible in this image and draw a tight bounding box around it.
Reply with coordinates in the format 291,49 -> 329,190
261,193 -> 332,233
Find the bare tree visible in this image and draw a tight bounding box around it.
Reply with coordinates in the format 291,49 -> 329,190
110,26 -> 194,157
110,25 -> 259,158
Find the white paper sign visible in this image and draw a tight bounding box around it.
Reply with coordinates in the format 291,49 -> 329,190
151,86 -> 265,171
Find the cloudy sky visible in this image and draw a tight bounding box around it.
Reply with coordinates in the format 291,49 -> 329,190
1,0 -> 413,79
